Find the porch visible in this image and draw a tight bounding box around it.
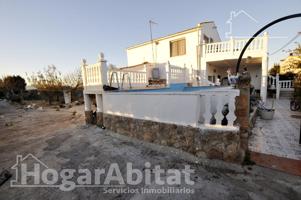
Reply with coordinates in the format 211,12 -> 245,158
206,58 -> 262,90
201,33 -> 269,101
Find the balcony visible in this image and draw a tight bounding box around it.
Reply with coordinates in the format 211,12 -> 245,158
202,33 -> 268,62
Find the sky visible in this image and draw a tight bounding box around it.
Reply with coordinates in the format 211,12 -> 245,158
0,0 -> 300,77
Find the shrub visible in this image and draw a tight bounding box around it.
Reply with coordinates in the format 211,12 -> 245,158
2,75 -> 26,102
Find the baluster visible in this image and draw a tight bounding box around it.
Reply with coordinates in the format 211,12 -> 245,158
227,94 -> 236,126
203,94 -> 212,125
215,95 -> 224,126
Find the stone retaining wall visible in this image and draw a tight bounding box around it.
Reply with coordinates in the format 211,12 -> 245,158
103,113 -> 242,162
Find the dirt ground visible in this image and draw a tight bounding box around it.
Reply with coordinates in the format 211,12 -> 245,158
0,100 -> 301,200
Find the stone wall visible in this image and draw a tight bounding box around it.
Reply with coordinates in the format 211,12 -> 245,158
103,113 -> 242,162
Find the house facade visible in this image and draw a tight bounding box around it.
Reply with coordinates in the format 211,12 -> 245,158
126,21 -> 269,101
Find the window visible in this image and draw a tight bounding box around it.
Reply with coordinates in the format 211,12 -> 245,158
170,38 -> 186,57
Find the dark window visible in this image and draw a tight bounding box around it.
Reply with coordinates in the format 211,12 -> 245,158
170,38 -> 186,57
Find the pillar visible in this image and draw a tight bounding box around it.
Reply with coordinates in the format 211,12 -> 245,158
235,74 -> 251,160
200,59 -> 207,82
84,94 -> 93,124
98,52 -> 108,87
165,61 -> 171,86
260,56 -> 268,102
96,94 -> 104,127
260,32 -> 269,102
276,73 -> 280,99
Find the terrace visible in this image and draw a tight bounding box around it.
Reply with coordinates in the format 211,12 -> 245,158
81,53 -> 247,162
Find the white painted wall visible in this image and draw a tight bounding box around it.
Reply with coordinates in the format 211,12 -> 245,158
248,65 -> 262,90
103,92 -> 200,126
126,22 -> 221,71
127,30 -> 199,70
102,88 -> 240,129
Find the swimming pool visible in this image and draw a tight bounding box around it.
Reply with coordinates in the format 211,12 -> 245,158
114,83 -> 218,93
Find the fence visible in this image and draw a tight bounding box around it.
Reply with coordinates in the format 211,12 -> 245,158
268,74 -> 294,99
204,37 -> 264,55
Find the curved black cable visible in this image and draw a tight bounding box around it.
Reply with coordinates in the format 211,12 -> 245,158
236,13 -> 301,73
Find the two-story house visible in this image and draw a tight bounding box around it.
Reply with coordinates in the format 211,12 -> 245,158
126,21 -> 269,101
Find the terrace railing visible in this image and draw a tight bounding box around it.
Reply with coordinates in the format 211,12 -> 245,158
268,74 -> 294,99
279,80 -> 294,91
198,89 -> 239,129
108,70 -> 147,89
82,62 -> 103,93
202,34 -> 268,60
168,65 -> 188,83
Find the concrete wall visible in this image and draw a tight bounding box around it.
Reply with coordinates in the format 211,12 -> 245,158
127,30 -> 200,70
126,22 -> 221,71
103,92 -> 200,127
248,65 -> 262,90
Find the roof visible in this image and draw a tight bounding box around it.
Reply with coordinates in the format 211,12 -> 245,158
127,21 -> 215,50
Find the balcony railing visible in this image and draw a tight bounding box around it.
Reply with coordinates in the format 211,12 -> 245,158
202,34 -> 268,59
82,60 -> 214,93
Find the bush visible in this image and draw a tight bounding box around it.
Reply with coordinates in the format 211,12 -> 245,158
2,76 -> 26,102
27,65 -> 83,104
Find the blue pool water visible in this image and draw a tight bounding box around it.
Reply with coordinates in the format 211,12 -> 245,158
117,83 -> 216,92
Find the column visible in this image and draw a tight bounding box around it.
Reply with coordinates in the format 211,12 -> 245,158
81,58 -> 87,91
84,94 -> 93,124
98,52 -> 108,87
165,61 -> 171,86
200,59 -> 208,85
260,32 -> 269,102
276,73 -> 280,99
260,56 -> 268,102
96,94 -> 104,127
235,76 -> 251,161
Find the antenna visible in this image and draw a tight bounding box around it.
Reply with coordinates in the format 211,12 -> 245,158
149,20 -> 158,64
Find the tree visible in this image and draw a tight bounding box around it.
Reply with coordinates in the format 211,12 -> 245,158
3,75 -> 26,102
269,64 -> 280,76
27,65 -> 83,104
27,65 -> 63,104
63,68 -> 83,90
281,44 -> 301,73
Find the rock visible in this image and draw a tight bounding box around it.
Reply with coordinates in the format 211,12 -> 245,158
37,107 -> 43,111
5,122 -> 13,127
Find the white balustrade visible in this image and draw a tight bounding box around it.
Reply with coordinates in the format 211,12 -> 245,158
107,70 -> 147,89
82,63 -> 104,92
269,74 -> 294,99
279,80 -> 293,90
168,65 -> 187,83
198,89 -> 239,129
204,37 -> 264,57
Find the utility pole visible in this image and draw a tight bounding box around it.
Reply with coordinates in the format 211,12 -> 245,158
149,20 -> 158,64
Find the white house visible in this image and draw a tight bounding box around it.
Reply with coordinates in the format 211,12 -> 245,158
126,21 -> 269,101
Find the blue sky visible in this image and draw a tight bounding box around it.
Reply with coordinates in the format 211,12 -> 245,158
0,0 -> 300,77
